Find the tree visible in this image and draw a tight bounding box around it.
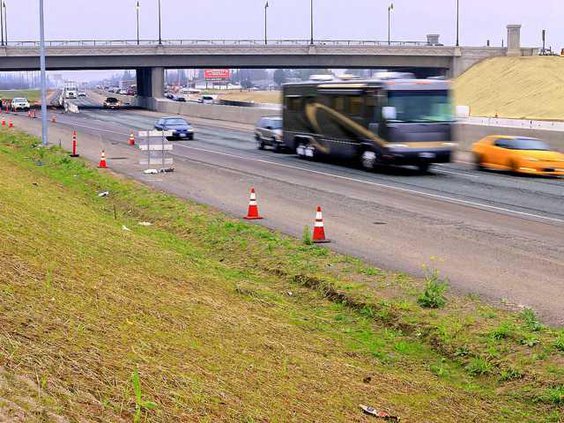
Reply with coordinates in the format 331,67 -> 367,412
273,69 -> 287,86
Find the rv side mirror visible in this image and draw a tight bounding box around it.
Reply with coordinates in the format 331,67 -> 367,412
382,106 -> 397,121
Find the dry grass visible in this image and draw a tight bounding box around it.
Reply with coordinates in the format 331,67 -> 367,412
0,130 -> 562,422
454,56 -> 564,120
217,91 -> 281,104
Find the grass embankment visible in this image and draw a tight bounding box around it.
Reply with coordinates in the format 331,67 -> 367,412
0,89 -> 41,103
0,131 -> 562,422
454,56 -> 564,120
217,91 -> 281,104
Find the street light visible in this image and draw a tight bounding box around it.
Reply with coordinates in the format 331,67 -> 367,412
157,0 -> 162,45
310,0 -> 314,45
0,0 -> 4,46
39,0 -> 48,146
387,3 -> 393,45
456,0 -> 460,47
264,1 -> 269,45
2,1 -> 7,45
136,0 -> 140,45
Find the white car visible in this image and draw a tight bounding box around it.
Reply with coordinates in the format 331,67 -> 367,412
11,97 -> 31,112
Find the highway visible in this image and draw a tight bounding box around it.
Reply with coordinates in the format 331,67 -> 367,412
9,96 -> 564,324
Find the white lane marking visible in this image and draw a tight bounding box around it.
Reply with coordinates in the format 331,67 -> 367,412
175,144 -> 564,224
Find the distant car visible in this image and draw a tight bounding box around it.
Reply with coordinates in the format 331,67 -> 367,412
201,95 -> 216,105
103,97 -> 121,109
174,95 -> 186,102
472,136 -> 564,176
78,91 -> 87,97
11,97 -> 31,112
255,116 -> 284,152
154,117 -> 194,140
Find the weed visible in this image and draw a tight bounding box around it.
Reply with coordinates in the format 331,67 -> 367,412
132,369 -> 158,422
554,333 -> 564,352
499,367 -> 523,382
417,270 -> 448,309
490,322 -> 514,341
430,359 -> 450,378
520,335 -> 540,348
536,386 -> 563,405
520,308 -> 544,332
466,357 -> 493,376
302,225 -> 313,245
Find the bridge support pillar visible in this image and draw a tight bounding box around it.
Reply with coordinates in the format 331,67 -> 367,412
136,67 -> 164,110
507,24 -> 522,56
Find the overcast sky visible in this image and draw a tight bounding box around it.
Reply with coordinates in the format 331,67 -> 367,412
7,0 -> 563,49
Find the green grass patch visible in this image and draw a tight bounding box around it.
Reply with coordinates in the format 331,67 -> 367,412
0,129 -> 562,422
0,89 -> 42,102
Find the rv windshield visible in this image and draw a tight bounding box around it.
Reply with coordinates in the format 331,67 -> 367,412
387,90 -> 452,123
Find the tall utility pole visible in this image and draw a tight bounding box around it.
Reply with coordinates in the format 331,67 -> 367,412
264,1 -> 269,45
39,0 -> 48,146
0,1 -> 4,46
387,3 -> 393,45
157,0 -> 162,45
455,0 -> 460,47
310,0 -> 314,45
136,1 -> 140,45
3,1 -> 7,45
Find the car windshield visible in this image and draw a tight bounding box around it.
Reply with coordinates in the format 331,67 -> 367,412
106,98 -> 118,102
269,119 -> 283,129
165,119 -> 189,126
13,98 -> 26,102
509,139 -> 551,151
387,90 -> 453,123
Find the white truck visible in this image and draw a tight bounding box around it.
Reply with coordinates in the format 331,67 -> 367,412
64,82 -> 78,99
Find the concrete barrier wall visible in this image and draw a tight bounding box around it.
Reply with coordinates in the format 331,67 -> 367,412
146,97 -> 564,151
153,99 -> 278,126
455,124 -> 564,151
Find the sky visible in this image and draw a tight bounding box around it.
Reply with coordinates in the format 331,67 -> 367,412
7,0 -> 563,49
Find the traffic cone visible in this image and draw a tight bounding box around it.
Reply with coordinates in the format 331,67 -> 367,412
70,131 -> 79,157
27,110 -> 32,118
1,117 -> 5,127
243,188 -> 263,220
32,110 -> 37,119
97,150 -> 107,168
8,120 -> 13,129
312,206 -> 330,243
51,114 -> 57,123
128,130 -> 135,146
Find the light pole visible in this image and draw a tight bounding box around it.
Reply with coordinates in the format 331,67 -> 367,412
310,0 -> 314,45
264,1 -> 269,45
157,0 -> 162,45
2,1 -> 7,45
136,1 -> 140,45
387,3 -> 393,45
455,0 -> 460,47
39,0 -> 47,146
0,0 -> 4,46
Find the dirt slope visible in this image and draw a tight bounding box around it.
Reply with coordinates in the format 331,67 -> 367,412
453,56 -> 564,120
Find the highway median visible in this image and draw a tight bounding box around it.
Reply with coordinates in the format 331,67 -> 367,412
0,130 -> 562,422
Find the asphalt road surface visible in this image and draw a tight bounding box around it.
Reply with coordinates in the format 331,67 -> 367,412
9,103 -> 564,324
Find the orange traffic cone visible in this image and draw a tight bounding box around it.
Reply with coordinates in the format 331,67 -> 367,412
244,188 -> 263,220
128,130 -> 135,146
51,114 -> 57,123
8,120 -> 13,129
1,117 -> 5,127
70,131 -> 79,157
27,110 -> 32,118
97,150 -> 107,168
312,206 -> 330,243
32,110 -> 37,119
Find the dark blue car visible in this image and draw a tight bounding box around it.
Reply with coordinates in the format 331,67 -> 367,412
154,117 -> 195,140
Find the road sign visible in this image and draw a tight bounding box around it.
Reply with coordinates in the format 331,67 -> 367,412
138,130 -> 174,138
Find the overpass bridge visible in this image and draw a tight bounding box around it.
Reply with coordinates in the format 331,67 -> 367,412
0,25 -> 537,110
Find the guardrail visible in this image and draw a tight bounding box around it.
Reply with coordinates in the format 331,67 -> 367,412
1,39 -> 436,48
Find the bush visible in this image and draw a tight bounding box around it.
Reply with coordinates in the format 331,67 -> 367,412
417,270 -> 448,309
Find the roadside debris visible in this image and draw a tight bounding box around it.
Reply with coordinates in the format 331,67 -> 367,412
359,404 -> 400,421
122,225 -> 131,232
138,222 -> 152,227
97,191 -> 109,197
143,169 -> 158,175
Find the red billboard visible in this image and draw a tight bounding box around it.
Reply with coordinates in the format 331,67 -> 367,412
204,69 -> 230,81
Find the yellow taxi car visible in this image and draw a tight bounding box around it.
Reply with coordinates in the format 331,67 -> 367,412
472,136 -> 564,176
